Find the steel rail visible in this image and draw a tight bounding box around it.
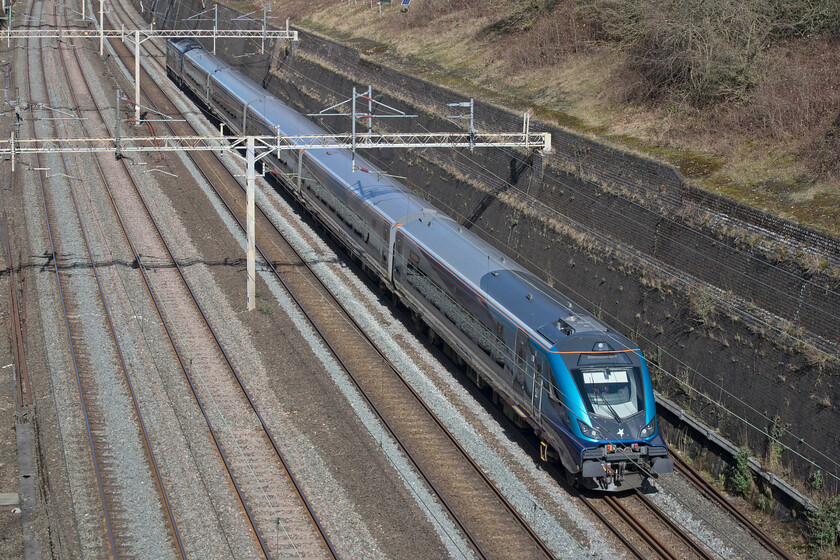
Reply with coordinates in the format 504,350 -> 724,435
106,13 -> 546,560
225,157 -> 562,560
29,2 -> 190,557
53,7 -> 191,559
104,3 -> 509,557
99,167 -> 275,560
2,209 -> 33,409
577,494 -> 647,560
673,452 -> 795,560
603,495 -> 679,560
633,491 -> 717,560
151,46 -> 558,560
198,149 -> 491,560
96,2 -> 339,556
24,0 -> 116,555
57,7 -> 271,559
111,3 -> 559,556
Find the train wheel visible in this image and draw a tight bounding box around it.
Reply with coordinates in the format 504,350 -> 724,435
564,467 -> 579,489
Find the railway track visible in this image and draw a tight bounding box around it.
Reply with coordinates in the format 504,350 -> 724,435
101,1 -> 562,557
15,0 -> 340,557
604,492 -> 716,560
23,1 -> 183,557
2,208 -> 32,409
673,452 -> 795,560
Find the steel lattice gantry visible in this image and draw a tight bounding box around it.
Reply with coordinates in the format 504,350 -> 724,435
2,131 -> 551,309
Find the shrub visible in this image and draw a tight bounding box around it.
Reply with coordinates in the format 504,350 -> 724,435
810,469 -> 823,491
809,497 -> 840,554
583,0 -> 769,105
767,0 -> 840,38
728,449 -> 753,497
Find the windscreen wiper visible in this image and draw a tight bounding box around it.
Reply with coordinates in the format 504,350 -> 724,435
593,387 -> 622,424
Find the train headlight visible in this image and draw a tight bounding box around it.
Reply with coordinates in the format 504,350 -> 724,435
640,418 -> 656,438
577,419 -> 602,440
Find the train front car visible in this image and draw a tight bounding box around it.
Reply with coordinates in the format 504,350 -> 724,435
478,267 -> 673,491
544,329 -> 673,491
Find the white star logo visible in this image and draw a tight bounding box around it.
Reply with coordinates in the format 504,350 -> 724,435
617,428 -> 624,437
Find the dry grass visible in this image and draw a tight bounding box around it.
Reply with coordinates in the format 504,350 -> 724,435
240,0 -> 839,235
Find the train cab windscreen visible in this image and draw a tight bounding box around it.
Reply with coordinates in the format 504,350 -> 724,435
573,352 -> 644,421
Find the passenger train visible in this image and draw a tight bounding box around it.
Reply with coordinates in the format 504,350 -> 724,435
166,37 -> 674,491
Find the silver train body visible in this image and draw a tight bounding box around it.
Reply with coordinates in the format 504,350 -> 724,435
166,38 -> 674,491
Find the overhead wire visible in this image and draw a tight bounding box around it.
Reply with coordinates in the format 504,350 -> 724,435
295,41 -> 840,333
174,9 -> 838,486
274,54 -> 840,484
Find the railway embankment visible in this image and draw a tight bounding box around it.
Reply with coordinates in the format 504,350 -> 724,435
143,0 -> 839,518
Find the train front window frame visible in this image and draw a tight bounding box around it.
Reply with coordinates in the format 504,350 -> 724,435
572,366 -> 644,420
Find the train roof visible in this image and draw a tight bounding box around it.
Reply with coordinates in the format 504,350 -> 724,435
168,37 -> 203,54
212,68 -> 268,103
400,214 -> 625,351
170,40 -> 636,356
307,148 -> 435,224
182,45 -> 231,76
204,60 -> 433,225
250,98 -> 323,137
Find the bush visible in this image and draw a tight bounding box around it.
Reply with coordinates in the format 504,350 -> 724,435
809,497 -> 840,554
767,0 -> 840,38
483,0 -> 589,69
728,449 -> 753,497
583,0 -> 769,105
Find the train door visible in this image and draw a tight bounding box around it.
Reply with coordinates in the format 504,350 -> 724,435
514,333 -> 529,396
393,233 -> 404,282
380,221 -> 389,268
532,354 -> 546,423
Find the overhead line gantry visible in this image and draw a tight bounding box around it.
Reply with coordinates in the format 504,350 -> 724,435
2,6 -> 550,309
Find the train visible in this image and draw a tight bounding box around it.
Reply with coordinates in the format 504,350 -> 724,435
165,37 -> 674,491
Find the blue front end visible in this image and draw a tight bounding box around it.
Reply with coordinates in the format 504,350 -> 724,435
540,335 -> 673,491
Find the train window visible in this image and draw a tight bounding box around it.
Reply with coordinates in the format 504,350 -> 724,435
572,367 -> 644,419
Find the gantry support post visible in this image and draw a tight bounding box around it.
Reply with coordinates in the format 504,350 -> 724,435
366,85 -> 372,134
134,29 -> 140,123
246,136 -> 256,311
99,0 -> 104,56
297,149 -> 304,194
212,4 -> 217,55
351,86 -> 356,169
261,7 -> 266,55
115,88 -> 121,158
